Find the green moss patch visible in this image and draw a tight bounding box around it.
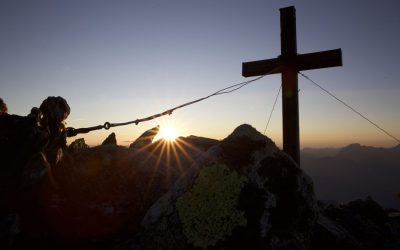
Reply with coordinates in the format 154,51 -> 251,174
176,164 -> 247,249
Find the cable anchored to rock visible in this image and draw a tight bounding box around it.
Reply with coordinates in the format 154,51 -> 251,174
66,75 -> 267,137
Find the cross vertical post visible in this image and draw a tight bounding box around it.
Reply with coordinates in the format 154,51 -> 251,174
280,7 -> 300,164
242,6 -> 342,166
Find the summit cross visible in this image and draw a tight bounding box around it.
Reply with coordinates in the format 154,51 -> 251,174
242,6 -> 342,166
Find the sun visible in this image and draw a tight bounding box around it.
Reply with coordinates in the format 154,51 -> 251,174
159,126 -> 178,142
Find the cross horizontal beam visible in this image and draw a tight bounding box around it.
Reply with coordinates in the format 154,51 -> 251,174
242,48 -> 342,77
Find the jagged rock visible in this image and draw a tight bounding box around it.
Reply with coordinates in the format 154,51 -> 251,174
68,138 -> 89,153
130,126 -> 159,149
139,124 -> 318,250
101,132 -> 117,145
313,197 -> 400,250
0,97 -> 8,115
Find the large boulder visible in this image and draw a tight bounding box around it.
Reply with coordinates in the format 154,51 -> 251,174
140,124 -> 318,250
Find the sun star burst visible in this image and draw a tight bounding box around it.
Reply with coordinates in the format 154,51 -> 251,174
160,126 -> 178,142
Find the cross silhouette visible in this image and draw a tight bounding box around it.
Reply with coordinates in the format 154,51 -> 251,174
242,6 -> 342,165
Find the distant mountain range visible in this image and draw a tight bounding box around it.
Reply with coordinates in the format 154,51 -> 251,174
301,143 -> 400,209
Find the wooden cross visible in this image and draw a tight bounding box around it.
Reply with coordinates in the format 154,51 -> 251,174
242,6 -> 342,165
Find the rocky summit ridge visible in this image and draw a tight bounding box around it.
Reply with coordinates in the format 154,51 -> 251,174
0,117 -> 399,249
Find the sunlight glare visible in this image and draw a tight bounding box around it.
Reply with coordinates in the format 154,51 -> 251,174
159,126 -> 178,142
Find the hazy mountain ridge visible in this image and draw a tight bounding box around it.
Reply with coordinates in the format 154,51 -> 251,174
301,147 -> 341,158
301,143 -> 400,209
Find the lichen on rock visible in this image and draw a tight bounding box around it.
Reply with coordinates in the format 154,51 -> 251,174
176,163 -> 247,249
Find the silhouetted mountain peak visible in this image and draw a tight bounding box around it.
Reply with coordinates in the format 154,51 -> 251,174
337,143 -> 379,159
341,143 -> 366,152
346,143 -> 361,148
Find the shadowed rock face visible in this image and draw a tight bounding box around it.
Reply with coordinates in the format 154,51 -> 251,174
313,198 -> 400,250
140,124 -> 318,250
41,145 -> 180,241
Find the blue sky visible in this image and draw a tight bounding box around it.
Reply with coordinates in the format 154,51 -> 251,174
1,0 -> 399,147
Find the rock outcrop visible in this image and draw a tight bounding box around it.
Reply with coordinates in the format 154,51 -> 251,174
68,138 -> 89,153
140,124 -> 318,250
130,125 -> 160,150
0,97 -> 7,115
101,132 -> 117,145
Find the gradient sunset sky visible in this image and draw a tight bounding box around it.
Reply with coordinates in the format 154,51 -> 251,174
1,0 -> 399,148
